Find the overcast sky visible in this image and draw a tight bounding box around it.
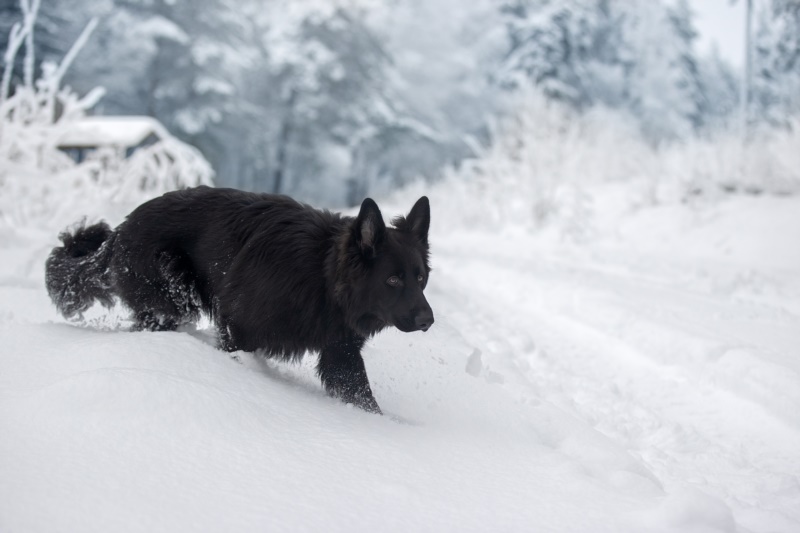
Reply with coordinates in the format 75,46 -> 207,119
689,0 -> 745,68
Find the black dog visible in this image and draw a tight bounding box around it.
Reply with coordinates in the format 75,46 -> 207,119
45,186 -> 433,413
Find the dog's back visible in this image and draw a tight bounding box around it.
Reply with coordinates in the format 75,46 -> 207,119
109,187 -> 348,346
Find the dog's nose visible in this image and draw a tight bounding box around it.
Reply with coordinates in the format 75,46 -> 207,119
415,312 -> 434,332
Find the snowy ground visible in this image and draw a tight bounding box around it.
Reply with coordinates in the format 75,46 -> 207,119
1,187 -> 799,532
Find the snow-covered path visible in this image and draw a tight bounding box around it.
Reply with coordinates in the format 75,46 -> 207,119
433,227 -> 800,532
1,194 -> 799,532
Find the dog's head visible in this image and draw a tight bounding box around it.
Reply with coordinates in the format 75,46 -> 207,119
337,196 -> 434,336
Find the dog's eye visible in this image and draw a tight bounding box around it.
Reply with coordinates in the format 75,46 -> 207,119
417,275 -> 424,283
387,276 -> 401,287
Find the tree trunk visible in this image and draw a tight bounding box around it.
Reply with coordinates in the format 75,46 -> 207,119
273,88 -> 298,195
740,0 -> 753,141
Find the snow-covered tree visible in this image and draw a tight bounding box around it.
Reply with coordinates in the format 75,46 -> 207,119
70,0 -> 247,160
495,0 -> 709,143
621,0 -> 707,142
751,0 -> 800,129
665,0 -> 706,130
54,0 -> 447,205
225,0 -> 446,205
697,47 -> 740,132
498,0 -> 618,108
249,3 -> 402,197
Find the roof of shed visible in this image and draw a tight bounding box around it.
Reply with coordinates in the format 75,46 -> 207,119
57,116 -> 168,148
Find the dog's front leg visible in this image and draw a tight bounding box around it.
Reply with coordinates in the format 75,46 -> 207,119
317,337 -> 381,414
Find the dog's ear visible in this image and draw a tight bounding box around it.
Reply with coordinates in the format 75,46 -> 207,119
354,198 -> 386,258
405,196 -> 430,245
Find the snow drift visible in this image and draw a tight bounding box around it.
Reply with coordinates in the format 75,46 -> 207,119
2,177 -> 799,531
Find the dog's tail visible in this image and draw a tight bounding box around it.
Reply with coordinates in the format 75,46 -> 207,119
45,221 -> 117,319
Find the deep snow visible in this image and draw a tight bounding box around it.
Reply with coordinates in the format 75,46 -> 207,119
1,188 -> 799,532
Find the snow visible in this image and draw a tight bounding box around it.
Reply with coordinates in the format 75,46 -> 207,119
1,186 -> 800,532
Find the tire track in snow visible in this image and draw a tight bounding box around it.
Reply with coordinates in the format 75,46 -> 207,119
433,240 -> 800,533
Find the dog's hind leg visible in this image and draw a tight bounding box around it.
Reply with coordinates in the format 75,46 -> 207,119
131,310 -> 178,332
216,316 -> 241,352
317,337 -> 381,414
155,251 -> 201,324
114,250 -> 201,332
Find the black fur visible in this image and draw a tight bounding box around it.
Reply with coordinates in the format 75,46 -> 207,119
45,186 -> 434,414
45,221 -> 116,319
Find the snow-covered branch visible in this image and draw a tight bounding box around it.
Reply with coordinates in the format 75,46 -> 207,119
53,17 -> 98,89
20,0 -> 41,89
1,0 -> 37,103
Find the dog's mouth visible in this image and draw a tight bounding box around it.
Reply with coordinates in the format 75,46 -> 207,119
394,320 -> 417,333
394,315 -> 434,333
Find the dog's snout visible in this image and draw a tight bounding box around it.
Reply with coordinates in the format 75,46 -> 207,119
415,311 -> 434,332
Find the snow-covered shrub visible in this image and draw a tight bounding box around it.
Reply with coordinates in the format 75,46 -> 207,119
391,87 -> 800,238
666,126 -> 800,200
0,0 -> 213,230
395,90 -> 648,238
83,133 -> 214,204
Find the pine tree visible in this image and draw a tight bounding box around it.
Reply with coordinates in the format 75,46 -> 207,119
620,0 -> 706,142
697,47 -> 739,131
496,0 -> 708,142
229,0 -> 438,203
498,0 -> 600,108
772,0 -> 800,74
666,0 -> 706,130
751,0 -> 800,128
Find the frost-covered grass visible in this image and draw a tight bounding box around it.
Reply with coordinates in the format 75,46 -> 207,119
396,93 -> 800,239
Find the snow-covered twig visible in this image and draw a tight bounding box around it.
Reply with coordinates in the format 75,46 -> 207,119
1,17 -> 30,102
1,22 -> 23,103
20,0 -> 41,90
53,17 -> 98,88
